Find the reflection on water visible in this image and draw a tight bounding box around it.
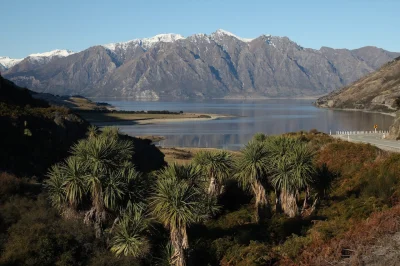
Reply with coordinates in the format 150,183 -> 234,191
96,99 -> 394,149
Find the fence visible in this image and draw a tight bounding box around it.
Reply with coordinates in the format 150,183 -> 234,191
333,130 -> 389,135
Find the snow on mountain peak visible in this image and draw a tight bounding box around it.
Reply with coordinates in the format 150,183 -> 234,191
103,33 -> 185,51
103,30 -> 261,52
212,29 -> 254,43
0,56 -> 23,69
28,49 -> 75,59
148,33 -> 185,43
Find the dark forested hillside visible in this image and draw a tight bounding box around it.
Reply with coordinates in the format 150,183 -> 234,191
0,75 -> 89,176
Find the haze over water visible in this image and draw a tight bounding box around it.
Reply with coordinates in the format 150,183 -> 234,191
99,99 -> 394,150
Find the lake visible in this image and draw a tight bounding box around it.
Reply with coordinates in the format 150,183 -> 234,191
96,99 -> 394,150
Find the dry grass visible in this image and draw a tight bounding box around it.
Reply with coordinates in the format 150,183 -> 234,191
64,97 -> 104,110
160,147 -> 240,165
297,204 -> 400,265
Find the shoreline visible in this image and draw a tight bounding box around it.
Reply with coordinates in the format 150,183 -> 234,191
138,114 -> 236,125
132,113 -> 234,125
220,95 -> 324,100
79,111 -> 236,126
315,106 -> 397,117
88,95 -> 325,101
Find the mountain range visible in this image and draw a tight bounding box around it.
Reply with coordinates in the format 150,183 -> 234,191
2,29 -> 399,99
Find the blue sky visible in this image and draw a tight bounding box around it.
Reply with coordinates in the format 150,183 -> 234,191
2,0 -> 399,58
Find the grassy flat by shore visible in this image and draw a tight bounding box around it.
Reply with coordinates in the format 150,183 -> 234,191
160,147 -> 240,165
78,111 -> 234,125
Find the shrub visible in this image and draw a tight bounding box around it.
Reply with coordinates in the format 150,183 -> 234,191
277,234 -> 312,260
220,241 -> 277,266
0,172 -> 22,203
0,196 -> 96,266
206,206 -> 254,230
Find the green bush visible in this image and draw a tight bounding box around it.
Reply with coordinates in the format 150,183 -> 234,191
277,234 -> 312,260
0,173 -> 22,203
220,241 -> 276,266
0,196 -> 96,266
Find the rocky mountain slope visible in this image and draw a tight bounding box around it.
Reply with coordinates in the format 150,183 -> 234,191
3,30 -> 399,98
315,56 -> 400,112
315,56 -> 400,139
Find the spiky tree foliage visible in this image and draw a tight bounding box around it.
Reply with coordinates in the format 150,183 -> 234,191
153,242 -> 175,266
46,164 -> 67,211
61,156 -> 88,208
268,137 -> 315,217
150,163 -> 217,266
46,127 -> 139,238
87,125 -> 99,139
110,205 -> 150,258
252,132 -> 267,142
101,126 -> 120,139
312,163 -> 335,199
72,134 -> 133,238
264,136 -> 301,213
235,141 -> 271,222
193,150 -> 233,197
71,134 -> 133,173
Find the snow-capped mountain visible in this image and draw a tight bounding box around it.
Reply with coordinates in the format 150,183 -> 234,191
0,49 -> 75,72
0,57 -> 23,70
28,49 -> 75,59
103,33 -> 185,51
3,29 -> 400,98
102,30 -> 255,52
26,49 -> 75,63
2,30 -> 253,70
210,29 -> 254,43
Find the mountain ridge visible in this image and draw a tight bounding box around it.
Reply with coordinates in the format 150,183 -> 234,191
3,29 -> 400,98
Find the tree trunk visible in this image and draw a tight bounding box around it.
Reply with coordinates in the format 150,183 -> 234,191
302,186 -> 310,210
275,190 -> 282,214
170,227 -> 187,266
61,205 -> 80,220
280,190 -> 298,218
253,181 -> 270,222
208,176 -> 218,197
93,184 -> 105,239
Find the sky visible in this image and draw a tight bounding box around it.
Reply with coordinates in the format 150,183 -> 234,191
2,0 -> 399,58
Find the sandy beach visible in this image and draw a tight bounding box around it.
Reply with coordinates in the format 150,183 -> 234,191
135,113 -> 234,124
78,111 -> 236,125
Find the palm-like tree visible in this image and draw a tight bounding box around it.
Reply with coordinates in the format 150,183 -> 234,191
150,163 -> 215,266
87,125 -> 99,139
252,132 -> 267,142
110,205 -> 150,258
71,134 -> 134,237
61,156 -> 88,208
101,126 -> 120,139
193,150 -> 233,197
268,138 -> 315,217
47,128 -> 137,238
46,164 -> 67,212
235,141 -> 271,222
265,136 -> 300,213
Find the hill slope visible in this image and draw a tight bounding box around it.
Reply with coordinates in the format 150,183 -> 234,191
315,56 -> 400,112
0,75 -> 89,175
316,57 -> 400,139
3,30 -> 399,98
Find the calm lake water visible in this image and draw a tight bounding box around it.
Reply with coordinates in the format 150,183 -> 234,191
96,99 -> 394,150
